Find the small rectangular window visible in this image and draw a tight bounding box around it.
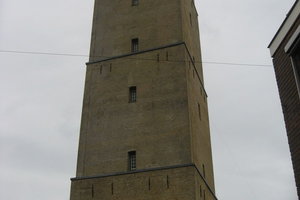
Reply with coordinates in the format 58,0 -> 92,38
132,38 -> 139,52
129,86 -> 137,103
132,0 -> 139,6
128,151 -> 136,171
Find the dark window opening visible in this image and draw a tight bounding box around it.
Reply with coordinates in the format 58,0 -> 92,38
190,13 -> 192,26
132,0 -> 139,6
128,151 -> 136,171
198,103 -> 202,120
202,164 -> 206,178
200,185 -> 202,197
132,38 -> 139,52
91,184 -> 94,197
129,86 -> 137,103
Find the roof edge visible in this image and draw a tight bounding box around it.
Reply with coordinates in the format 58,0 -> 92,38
268,1 -> 300,56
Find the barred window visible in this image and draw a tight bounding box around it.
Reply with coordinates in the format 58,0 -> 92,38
129,86 -> 137,103
132,38 -> 139,52
128,151 -> 136,171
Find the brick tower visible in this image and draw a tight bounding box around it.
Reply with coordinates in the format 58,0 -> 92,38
70,0 -> 217,200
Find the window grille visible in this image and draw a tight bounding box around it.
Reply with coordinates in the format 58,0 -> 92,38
132,38 -> 139,52
129,86 -> 137,103
128,151 -> 136,171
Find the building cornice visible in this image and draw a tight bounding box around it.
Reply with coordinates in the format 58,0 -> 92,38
71,163 -> 218,200
269,0 -> 300,57
86,42 -> 208,97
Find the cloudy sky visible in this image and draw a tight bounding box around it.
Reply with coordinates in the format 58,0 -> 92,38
0,0 -> 298,199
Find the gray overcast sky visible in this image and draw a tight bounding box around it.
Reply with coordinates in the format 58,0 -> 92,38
0,0 -> 298,199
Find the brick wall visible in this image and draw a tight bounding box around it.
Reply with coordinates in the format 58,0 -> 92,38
272,16 -> 300,199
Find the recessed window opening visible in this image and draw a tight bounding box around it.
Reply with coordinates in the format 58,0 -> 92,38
128,151 -> 136,171
200,185 -> 202,197
129,86 -> 137,103
131,38 -> 139,52
198,103 -> 202,120
132,0 -> 139,6
190,13 -> 192,26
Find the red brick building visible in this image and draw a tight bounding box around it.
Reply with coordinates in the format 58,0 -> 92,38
269,1 -> 300,198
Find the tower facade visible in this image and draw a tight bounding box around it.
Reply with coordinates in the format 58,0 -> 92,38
70,0 -> 217,200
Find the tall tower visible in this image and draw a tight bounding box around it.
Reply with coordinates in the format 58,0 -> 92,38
70,0 -> 217,200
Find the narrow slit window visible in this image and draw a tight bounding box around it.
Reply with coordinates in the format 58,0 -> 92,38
129,86 -> 137,103
132,0 -> 139,6
128,151 -> 136,171
200,185 -> 202,197
132,38 -> 139,52
190,13 -> 192,26
198,103 -> 202,120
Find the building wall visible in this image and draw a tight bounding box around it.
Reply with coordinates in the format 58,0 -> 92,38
271,15 -> 300,198
185,49 -> 215,191
71,166 -> 215,200
89,0 -> 182,62
76,45 -> 192,177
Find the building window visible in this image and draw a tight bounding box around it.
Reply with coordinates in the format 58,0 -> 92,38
132,38 -> 139,52
190,13 -> 192,26
128,151 -> 136,171
129,86 -> 137,103
198,103 -> 202,120
200,185 -> 202,197
132,0 -> 139,6
202,164 -> 206,178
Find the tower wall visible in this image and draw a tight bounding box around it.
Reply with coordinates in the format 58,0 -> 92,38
76,45 -> 192,177
71,0 -> 216,199
89,0 -> 183,62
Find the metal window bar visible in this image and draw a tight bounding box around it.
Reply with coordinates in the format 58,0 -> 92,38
132,38 -> 139,52
128,151 -> 136,171
129,87 -> 137,102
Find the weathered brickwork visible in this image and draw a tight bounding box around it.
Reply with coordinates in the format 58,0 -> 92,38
71,166 -> 215,200
271,14 -> 300,199
70,0 -> 216,199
